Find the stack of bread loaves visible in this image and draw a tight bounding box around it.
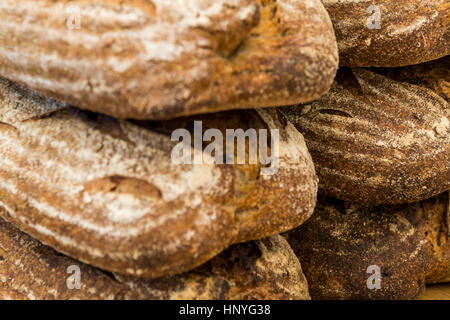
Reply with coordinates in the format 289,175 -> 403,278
0,0 -> 448,300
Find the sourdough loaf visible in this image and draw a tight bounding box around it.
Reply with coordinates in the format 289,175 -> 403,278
285,193 -> 450,300
0,0 -> 338,120
374,55 -> 450,101
0,217 -> 310,300
280,68 -> 449,205
0,77 -> 317,278
322,0 -> 449,66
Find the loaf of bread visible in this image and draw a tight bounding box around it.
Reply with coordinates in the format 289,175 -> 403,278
0,217 -> 310,300
322,0 -> 449,67
0,0 -> 338,120
280,68 -> 449,205
285,193 -> 450,300
373,55 -> 449,101
0,77 -> 318,278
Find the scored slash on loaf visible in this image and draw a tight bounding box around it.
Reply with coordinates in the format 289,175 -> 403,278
280,68 -> 450,205
0,77 -> 318,279
0,0 -> 338,120
286,193 -> 450,300
0,216 -> 310,300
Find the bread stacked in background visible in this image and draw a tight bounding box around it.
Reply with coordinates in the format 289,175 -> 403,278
0,0 -> 448,300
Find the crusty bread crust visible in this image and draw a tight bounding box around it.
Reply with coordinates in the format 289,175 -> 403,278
373,56 -> 450,101
0,218 -> 310,300
322,0 -> 449,67
281,68 -> 449,205
286,193 -> 450,300
0,0 -> 338,119
0,78 -> 317,278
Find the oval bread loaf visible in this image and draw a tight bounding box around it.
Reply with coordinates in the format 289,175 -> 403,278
0,217 -> 310,300
285,193 -> 450,300
280,68 -> 450,205
0,77 -> 318,278
115,234 -> 311,300
374,55 -> 450,101
0,0 -> 338,120
322,0 -> 450,66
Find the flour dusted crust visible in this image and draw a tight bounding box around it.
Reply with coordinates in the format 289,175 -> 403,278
0,218 -> 310,300
0,77 -> 317,278
0,0 -> 338,120
373,56 -> 450,101
285,193 -> 450,300
322,0 -> 449,66
115,234 -> 311,300
0,217 -> 140,300
280,68 -> 449,205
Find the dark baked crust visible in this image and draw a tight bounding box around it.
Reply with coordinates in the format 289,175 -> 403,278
0,77 -> 317,278
0,0 -> 338,119
280,67 -> 449,205
322,0 -> 449,67
0,217 -> 310,300
285,193 -> 450,300
373,56 -> 450,101
116,234 -> 311,300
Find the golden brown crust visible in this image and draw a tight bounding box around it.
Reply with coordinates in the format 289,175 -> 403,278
0,0 -> 338,119
0,77 -> 317,278
116,235 -> 311,300
322,0 -> 449,67
373,56 -> 450,101
0,217 -> 310,300
285,193 -> 450,300
280,68 -> 449,205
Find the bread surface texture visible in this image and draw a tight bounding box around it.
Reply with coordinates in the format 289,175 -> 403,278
286,193 -> 450,300
0,77 -> 317,278
373,56 -> 450,101
0,217 -> 310,300
0,0 -> 338,119
322,0 -> 449,66
280,67 -> 450,205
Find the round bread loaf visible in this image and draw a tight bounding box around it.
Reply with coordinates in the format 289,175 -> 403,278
0,217 -> 310,300
0,0 -> 338,120
0,77 -> 318,278
322,0 -> 449,66
285,193 -> 450,300
280,67 -> 449,205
